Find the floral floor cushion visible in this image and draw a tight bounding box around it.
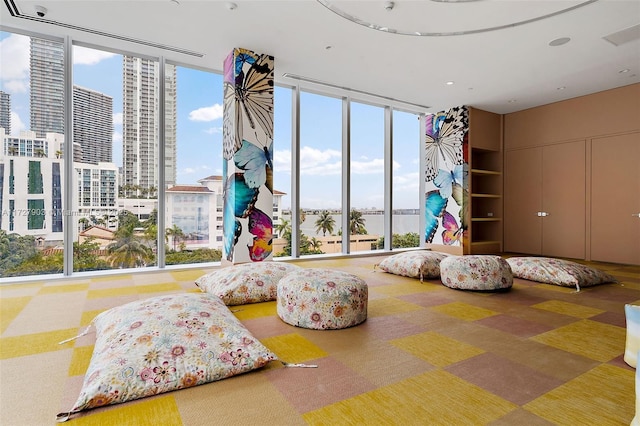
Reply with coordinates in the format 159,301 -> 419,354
440,255 -> 513,291
506,257 -> 617,292
277,268 -> 368,330
375,250 -> 450,281
195,262 -> 302,305
57,293 -> 277,422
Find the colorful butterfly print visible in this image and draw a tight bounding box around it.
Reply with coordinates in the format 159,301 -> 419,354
223,54 -> 274,160
424,106 -> 468,182
433,164 -> 465,200
222,173 -> 259,261
247,207 -> 273,261
425,190 -> 447,243
442,211 -> 464,245
234,139 -> 273,189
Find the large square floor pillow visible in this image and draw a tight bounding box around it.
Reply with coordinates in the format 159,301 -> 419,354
506,257 -> 616,291
57,293 -> 276,422
376,250 -> 449,281
195,262 -> 302,305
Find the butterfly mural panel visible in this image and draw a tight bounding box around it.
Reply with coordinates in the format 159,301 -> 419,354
424,106 -> 469,248
222,48 -> 274,264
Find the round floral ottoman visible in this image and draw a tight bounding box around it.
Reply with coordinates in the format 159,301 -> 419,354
440,255 -> 513,291
277,268 -> 368,330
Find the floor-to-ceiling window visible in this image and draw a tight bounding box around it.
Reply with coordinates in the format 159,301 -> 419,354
164,63 -> 223,265
392,110 -> 421,248
350,101 -> 385,253
272,86 -> 292,255
298,91 -> 342,257
0,31 -> 66,277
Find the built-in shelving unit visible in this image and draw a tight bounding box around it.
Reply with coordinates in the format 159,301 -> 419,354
466,108 -> 503,254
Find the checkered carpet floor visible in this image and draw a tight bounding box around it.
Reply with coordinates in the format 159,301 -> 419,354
1,255 -> 638,425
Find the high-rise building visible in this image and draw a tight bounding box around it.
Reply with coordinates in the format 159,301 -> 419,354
73,85 -> 113,165
0,91 -> 10,134
30,37 -> 65,138
122,56 -> 176,197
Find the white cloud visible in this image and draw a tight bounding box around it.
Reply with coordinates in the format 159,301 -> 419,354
113,112 -> 123,126
352,158 -> 384,174
205,126 -> 222,134
178,165 -> 213,181
10,111 -> 26,135
300,146 -> 341,176
1,33 -> 29,93
112,131 -> 122,145
189,104 -> 223,122
73,46 -> 116,65
393,172 -> 420,192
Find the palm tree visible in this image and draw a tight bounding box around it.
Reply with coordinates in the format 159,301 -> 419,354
349,209 -> 367,235
55,150 -> 63,159
299,209 -> 306,224
107,226 -> 153,268
7,146 -> 18,156
275,218 -> 291,239
165,224 -> 185,251
309,237 -> 323,252
314,210 -> 335,236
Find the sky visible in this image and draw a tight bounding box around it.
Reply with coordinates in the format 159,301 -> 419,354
0,31 -> 421,211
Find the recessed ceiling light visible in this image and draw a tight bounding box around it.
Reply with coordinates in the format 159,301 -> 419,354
384,1 -> 395,11
508,99 -> 517,103
549,37 -> 571,47
226,2 -> 237,10
446,81 -> 455,85
557,86 -> 566,90
619,68 -> 630,73
325,45 -> 333,50
170,0 -> 179,4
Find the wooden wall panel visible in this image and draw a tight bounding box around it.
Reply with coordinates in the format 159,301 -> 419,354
504,83 -> 640,150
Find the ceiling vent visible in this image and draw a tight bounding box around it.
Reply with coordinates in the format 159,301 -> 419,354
603,23 -> 640,46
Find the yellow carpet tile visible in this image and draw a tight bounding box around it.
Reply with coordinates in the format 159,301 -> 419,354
170,269 -> 209,281
367,297 -> 423,317
134,282 -> 183,294
531,319 -> 626,362
370,281 -> 436,297
69,395 -> 182,426
524,364 -> 634,425
303,369 -> 517,425
0,328 -> 80,359
87,286 -> 139,299
431,301 -> 498,321
261,332 -> 328,364
68,345 -> 95,376
532,300 -> 604,318
391,331 -> 485,368
232,301 -> 277,320
80,309 -> 105,326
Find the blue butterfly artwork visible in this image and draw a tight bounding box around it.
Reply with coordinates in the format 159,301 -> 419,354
425,190 -> 447,243
234,139 -> 273,190
433,164 -> 464,200
247,207 -> 273,261
223,173 -> 259,261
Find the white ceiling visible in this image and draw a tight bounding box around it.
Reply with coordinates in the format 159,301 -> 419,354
2,0 -> 639,114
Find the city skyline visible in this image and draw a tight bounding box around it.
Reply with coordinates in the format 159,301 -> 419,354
0,31 -> 422,211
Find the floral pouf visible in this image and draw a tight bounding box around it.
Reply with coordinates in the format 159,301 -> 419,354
277,268 -> 368,330
440,255 -> 513,291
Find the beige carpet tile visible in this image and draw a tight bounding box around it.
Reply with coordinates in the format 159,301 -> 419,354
0,296 -> 32,334
530,319 -> 626,362
489,408 -> 556,426
370,280 -> 436,297
2,292 -> 86,337
475,313 -> 555,338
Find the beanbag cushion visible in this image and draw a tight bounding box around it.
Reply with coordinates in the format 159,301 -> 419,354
440,255 -> 513,291
625,304 -> 640,368
506,257 -> 616,291
376,250 -> 450,281
195,262 -> 302,305
57,293 -> 276,421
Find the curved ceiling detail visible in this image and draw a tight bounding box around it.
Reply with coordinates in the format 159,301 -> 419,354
316,0 -> 599,36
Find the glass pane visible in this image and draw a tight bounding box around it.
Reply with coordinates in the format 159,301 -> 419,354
298,92 -> 342,257
72,46 -> 158,271
0,32 -> 66,277
164,64 -> 222,265
272,86 -> 292,256
392,110 -> 421,248
350,101 -> 384,253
